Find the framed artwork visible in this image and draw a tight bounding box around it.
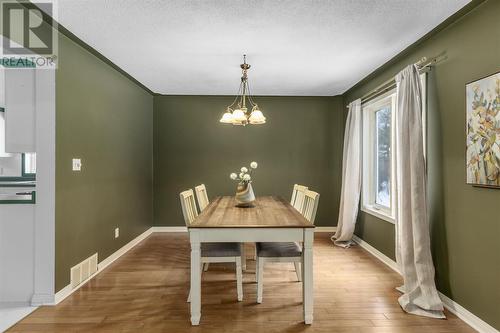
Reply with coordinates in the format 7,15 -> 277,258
466,71 -> 500,188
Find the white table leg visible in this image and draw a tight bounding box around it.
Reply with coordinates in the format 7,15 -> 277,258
190,230 -> 201,325
235,257 -> 243,301
302,229 -> 314,324
257,257 -> 264,303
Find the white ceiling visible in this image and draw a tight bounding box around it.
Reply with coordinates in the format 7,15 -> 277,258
57,0 -> 470,96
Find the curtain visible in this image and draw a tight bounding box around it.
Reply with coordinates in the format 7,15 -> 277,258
332,99 -> 362,248
395,65 -> 444,318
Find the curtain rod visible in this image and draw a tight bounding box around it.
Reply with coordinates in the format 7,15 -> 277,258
346,53 -> 446,108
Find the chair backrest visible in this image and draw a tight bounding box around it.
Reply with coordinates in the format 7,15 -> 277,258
195,184 -> 209,211
179,189 -> 198,226
302,190 -> 320,224
291,184 -> 308,213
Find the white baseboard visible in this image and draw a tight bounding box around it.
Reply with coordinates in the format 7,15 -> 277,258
54,227 -> 153,304
54,268 -> 101,304
352,235 -> 498,333
352,235 -> 400,273
97,228 -> 153,271
151,226 -> 188,232
53,284 -> 72,304
439,292 -> 499,333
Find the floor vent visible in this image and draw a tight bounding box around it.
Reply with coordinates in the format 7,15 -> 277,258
70,253 -> 98,289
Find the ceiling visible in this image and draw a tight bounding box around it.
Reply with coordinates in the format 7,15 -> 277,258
56,0 -> 470,96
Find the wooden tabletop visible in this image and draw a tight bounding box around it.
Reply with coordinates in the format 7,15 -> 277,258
189,196 -> 315,228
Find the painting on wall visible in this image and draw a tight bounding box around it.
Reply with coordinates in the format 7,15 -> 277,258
466,71 -> 500,188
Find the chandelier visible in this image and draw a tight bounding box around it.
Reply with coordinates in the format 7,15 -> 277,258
219,55 -> 266,126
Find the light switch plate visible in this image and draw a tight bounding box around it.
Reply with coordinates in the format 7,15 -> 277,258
114,228 -> 119,239
72,158 -> 82,171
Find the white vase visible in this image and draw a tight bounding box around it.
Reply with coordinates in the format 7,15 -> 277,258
235,182 -> 255,207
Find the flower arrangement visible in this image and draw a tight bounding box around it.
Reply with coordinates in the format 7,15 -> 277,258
230,162 -> 258,207
230,161 -> 258,184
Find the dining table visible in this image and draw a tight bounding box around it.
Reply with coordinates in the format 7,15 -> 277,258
187,195 -> 315,325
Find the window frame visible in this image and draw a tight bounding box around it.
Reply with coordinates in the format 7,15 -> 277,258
360,72 -> 427,224
21,153 -> 36,178
361,90 -> 397,224
0,153 -> 36,182
0,108 -> 36,182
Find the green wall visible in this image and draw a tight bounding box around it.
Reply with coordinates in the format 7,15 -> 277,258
153,95 -> 344,228
55,33 -> 153,292
52,2 -> 500,328
343,0 -> 500,329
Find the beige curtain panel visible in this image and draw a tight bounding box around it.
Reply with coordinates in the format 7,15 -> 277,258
395,65 -> 444,319
332,99 -> 361,248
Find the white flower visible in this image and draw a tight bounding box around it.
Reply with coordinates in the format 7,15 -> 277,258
250,161 -> 258,169
243,174 -> 251,181
230,173 -> 237,180
241,167 -> 248,173
239,172 -> 245,179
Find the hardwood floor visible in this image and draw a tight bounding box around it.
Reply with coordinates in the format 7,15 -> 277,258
8,233 -> 475,333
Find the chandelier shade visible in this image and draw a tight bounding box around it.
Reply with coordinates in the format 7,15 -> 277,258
232,108 -> 247,122
249,108 -> 266,124
219,55 -> 266,126
219,110 -> 234,123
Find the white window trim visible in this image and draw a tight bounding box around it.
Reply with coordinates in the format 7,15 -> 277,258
361,90 -> 397,224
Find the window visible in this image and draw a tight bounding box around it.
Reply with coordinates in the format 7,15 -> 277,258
361,73 -> 427,224
375,106 -> 392,208
0,109 -> 36,180
23,153 -> 36,176
362,91 -> 397,223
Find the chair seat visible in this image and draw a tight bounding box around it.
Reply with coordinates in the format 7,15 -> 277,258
201,242 -> 242,257
256,242 -> 302,257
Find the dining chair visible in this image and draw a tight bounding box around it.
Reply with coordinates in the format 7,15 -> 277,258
194,184 -> 211,271
255,189 -> 320,303
194,184 -> 209,211
291,184 -> 308,214
180,189 -> 243,302
194,184 -> 247,271
251,184 -> 308,264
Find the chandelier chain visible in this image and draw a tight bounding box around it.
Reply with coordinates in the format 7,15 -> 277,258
219,55 -> 266,126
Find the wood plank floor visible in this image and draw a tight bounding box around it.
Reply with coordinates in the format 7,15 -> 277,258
8,233 -> 475,333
